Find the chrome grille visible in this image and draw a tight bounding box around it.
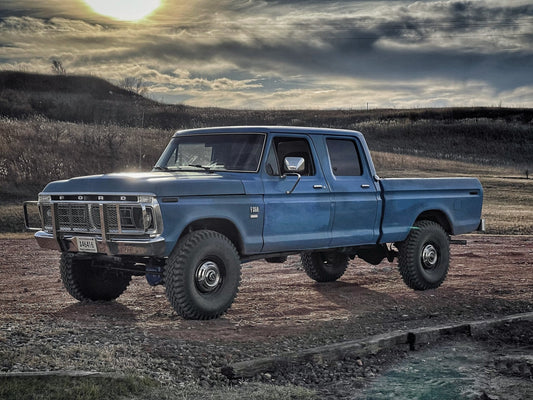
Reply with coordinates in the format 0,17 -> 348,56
90,205 -> 101,228
105,205 -> 119,232
42,203 -> 148,234
58,204 -> 90,231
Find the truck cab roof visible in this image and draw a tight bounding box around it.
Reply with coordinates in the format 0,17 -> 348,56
173,126 -> 365,139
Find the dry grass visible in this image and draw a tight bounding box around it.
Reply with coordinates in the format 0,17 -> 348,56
480,177 -> 533,235
1,110 -> 531,235
0,204 -> 28,234
0,232 -> 33,239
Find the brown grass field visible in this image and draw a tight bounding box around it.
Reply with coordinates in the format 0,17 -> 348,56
1,118 -> 532,235
0,72 -> 532,235
1,118 -> 531,235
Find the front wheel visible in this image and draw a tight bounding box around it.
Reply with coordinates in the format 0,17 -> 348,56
59,253 -> 131,301
301,251 -> 349,282
164,230 -> 241,320
397,220 -> 450,290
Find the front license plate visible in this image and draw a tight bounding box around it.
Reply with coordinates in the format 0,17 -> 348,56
77,237 -> 98,253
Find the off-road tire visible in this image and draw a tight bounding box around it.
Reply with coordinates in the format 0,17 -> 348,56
164,230 -> 241,320
301,251 -> 349,282
59,252 -> 131,301
397,220 -> 450,290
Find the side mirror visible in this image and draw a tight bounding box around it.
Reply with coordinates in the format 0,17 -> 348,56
283,157 -> 305,173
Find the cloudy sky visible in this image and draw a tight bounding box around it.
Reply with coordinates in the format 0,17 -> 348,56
0,0 -> 532,109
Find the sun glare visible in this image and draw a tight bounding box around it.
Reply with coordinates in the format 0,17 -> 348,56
84,0 -> 162,21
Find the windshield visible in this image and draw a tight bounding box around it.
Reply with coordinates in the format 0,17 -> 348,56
155,133 -> 266,173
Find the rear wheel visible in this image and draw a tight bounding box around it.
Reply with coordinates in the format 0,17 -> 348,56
397,220 -> 450,290
59,253 -> 131,301
301,251 -> 349,282
164,230 -> 241,320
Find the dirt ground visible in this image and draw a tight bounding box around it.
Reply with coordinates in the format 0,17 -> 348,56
1,234 -> 532,398
1,234 -> 532,341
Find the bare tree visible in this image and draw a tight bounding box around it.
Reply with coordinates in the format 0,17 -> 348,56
51,59 -> 66,75
119,76 -> 148,96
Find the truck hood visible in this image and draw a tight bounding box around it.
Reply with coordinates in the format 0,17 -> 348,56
41,172 -> 246,197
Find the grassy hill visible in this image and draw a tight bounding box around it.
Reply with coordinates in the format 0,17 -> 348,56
0,71 -> 532,233
2,71 -> 533,129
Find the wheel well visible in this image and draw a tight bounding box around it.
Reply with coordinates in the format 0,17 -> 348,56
416,211 -> 452,234
181,219 -> 243,254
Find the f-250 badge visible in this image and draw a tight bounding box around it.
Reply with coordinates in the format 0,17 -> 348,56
250,206 -> 260,219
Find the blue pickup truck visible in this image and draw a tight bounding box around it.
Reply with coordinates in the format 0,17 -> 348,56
26,126 -> 484,319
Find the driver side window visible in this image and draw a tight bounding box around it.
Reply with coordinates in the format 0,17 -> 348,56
265,137 -> 315,176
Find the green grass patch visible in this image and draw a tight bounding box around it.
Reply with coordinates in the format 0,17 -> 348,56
165,382 -> 317,400
0,376 -> 315,400
0,374 -> 156,400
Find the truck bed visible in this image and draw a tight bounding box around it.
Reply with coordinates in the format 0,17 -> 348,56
379,177 -> 483,244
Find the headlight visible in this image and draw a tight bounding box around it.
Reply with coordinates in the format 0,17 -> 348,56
143,208 -> 154,230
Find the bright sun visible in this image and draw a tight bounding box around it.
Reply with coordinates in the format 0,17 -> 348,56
84,0 -> 162,21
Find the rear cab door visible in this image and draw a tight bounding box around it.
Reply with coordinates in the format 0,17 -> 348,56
311,134 -> 382,246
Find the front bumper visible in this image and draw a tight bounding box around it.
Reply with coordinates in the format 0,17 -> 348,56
34,231 -> 167,257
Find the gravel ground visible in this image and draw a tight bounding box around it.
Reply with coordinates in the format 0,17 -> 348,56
1,235 -> 532,398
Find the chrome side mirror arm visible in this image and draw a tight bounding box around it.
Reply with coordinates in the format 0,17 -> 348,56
281,172 -> 301,194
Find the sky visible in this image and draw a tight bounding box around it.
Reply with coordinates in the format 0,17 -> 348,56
0,0 -> 532,109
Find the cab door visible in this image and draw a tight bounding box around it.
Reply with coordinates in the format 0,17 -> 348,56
261,135 -> 332,252
319,136 -> 381,246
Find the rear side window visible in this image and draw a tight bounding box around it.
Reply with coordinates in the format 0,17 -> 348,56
326,139 -> 362,176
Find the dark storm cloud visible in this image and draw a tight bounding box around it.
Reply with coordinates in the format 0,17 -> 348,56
73,0 -> 531,90
0,0 -> 532,108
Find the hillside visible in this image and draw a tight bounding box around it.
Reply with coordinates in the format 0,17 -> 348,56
0,71 -> 139,99
0,71 -> 170,127
1,71 -> 533,129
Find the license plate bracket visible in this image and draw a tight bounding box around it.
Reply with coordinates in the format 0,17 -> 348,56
76,237 -> 98,253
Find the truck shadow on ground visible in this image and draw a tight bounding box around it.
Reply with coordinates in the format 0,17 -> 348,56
308,280 -> 396,313
55,301 -> 139,324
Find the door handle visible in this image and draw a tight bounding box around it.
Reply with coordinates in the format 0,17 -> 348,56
313,185 -> 325,189
361,184 -> 370,189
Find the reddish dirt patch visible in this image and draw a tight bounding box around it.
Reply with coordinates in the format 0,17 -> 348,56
1,235 -> 532,342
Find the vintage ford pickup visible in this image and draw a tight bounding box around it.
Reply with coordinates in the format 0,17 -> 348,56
25,126 -> 484,319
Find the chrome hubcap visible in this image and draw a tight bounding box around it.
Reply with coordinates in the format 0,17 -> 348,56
421,244 -> 438,269
195,261 -> 222,293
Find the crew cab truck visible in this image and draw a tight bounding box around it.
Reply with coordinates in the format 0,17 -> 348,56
25,126 -> 484,320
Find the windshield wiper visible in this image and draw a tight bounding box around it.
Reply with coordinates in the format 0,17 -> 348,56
153,166 -> 170,171
188,164 -> 214,172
